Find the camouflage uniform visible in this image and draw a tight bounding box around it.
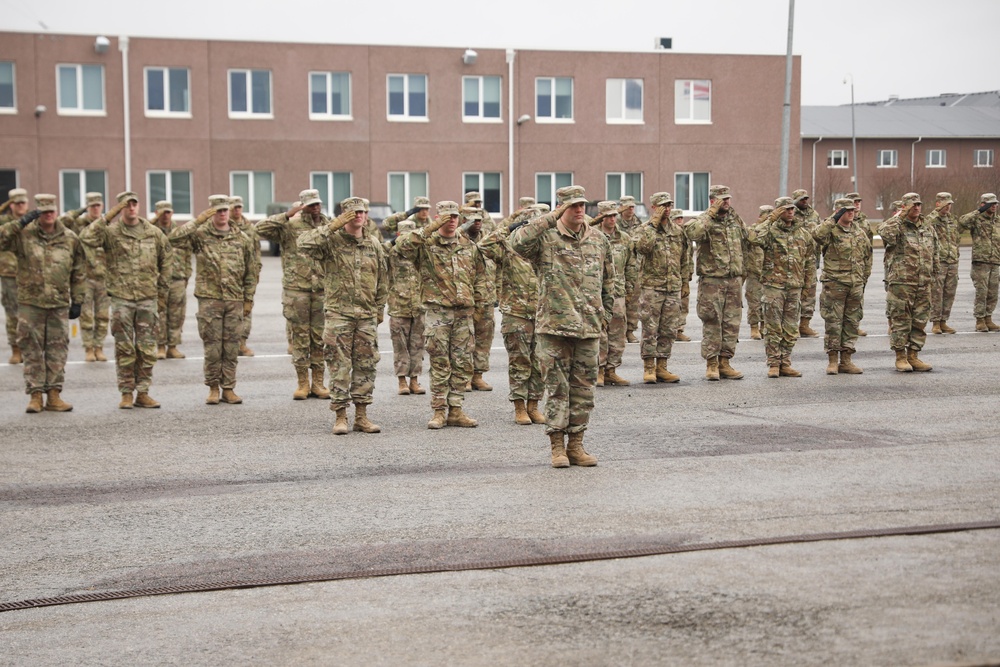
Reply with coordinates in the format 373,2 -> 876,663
460,210 -> 497,381
812,204 -> 872,354
230,209 -> 262,352
69,206 -> 112,354
633,210 -> 687,365
153,208 -> 193,348
0,203 -> 87,395
385,221 -> 425,379
0,213 -> 19,352
618,196 -> 644,340
80,196 -> 171,395
926,198 -> 960,324
958,196 -> 1000,322
298,205 -> 388,413
846,192 -> 875,336
599,224 -> 635,371
382,196 -> 431,236
744,208 -> 769,331
169,202 -> 259,390
791,190 -> 822,323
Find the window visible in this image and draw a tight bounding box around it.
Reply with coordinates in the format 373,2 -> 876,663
875,195 -> 884,211
674,79 -> 711,123
228,69 -> 272,118
388,172 -> 428,213
60,170 -> 107,212
536,77 -> 573,122
926,149 -> 946,168
144,67 -> 190,116
147,170 -> 192,215
311,172 -> 352,213
535,172 -> 573,208
975,149 -> 995,168
230,171 -> 273,215
606,78 -> 642,123
877,150 -> 898,168
463,173 -> 502,214
462,76 -> 501,122
309,72 -> 351,120
57,64 -> 105,115
674,172 -> 710,212
606,173 -> 642,201
387,74 -> 427,120
827,150 -> 848,168
0,170 -> 18,197
0,62 -> 15,113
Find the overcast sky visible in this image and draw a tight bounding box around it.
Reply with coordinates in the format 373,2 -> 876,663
4,0 -> 999,106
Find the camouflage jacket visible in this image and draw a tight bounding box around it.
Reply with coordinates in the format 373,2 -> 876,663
257,211 -> 327,293
0,213 -> 17,277
384,240 -> 423,318
168,220 -> 259,302
926,210 -> 960,265
745,215 -> 768,277
633,221 -> 688,293
794,205 -> 823,263
958,210 -> 1000,265
0,219 -> 87,308
878,215 -> 940,287
617,213 -> 644,236
79,217 -> 171,301
70,213 -> 108,281
511,214 -> 615,339
812,218 -> 872,287
298,226 -> 388,318
855,212 -> 875,242
478,227 -> 538,320
748,218 -> 817,289
684,209 -> 747,279
395,229 -> 486,309
600,227 -> 636,298
154,218 -> 193,281
383,211 -> 429,236
231,215 -> 263,280
460,226 -> 497,304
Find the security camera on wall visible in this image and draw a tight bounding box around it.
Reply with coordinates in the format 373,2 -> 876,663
34,105 -> 46,117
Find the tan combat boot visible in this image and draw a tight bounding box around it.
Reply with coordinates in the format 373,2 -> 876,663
706,357 -> 720,381
750,323 -> 762,340
550,431 -> 569,468
157,345 -> 167,360
838,351 -> 863,374
976,317 -> 989,332
799,317 -> 818,337
675,329 -> 691,342
408,377 -> 425,394
940,321 -> 956,334
333,408 -> 349,435
166,345 -> 185,359
626,331 -> 639,344
987,317 -> 1000,332
718,357 -> 744,379
293,368 -> 310,400
596,367 -> 605,387
206,385 -> 221,404
238,342 -> 254,357
779,360 -> 802,377
655,359 -> 679,383
513,399 -> 531,425
931,321 -> 943,335
605,366 -> 631,386
44,389 -> 73,412
427,408 -> 447,430
135,392 -> 160,408
119,392 -> 134,409
447,406 -> 478,427
643,358 -> 657,384
26,392 -> 43,413
8,345 -> 22,364
94,347 -> 108,362
309,366 -> 331,399
894,349 -> 913,372
768,364 -> 780,379
221,388 -> 243,404
85,347 -> 96,362
470,373 -> 492,391
826,351 -> 839,375
397,376 -> 411,395
907,348 -> 932,372
566,432 -> 597,467
353,404 -> 380,433
526,399 -> 546,424
857,328 -> 868,336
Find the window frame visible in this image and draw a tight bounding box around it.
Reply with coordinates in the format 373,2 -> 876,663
925,149 -> 947,169
673,171 -> 711,214
606,172 -> 643,202
386,74 -> 429,122
0,61 -> 16,114
462,172 -> 503,214
146,170 -> 193,216
827,149 -> 849,169
310,171 -> 353,214
59,169 -> 108,212
534,172 -> 574,208
605,78 -> 643,125
975,149 -> 995,168
143,66 -> 191,118
227,69 -> 273,120
461,75 -> 502,123
535,77 -> 574,124
387,171 -> 430,213
674,79 -> 712,125
877,149 -> 898,169
308,71 -> 352,121
56,63 -> 106,116
229,170 -> 274,216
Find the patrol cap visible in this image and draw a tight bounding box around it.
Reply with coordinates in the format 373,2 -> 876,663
229,196 -> 244,208
340,196 -> 368,213
759,204 -> 775,214
891,200 -> 903,210
834,198 -> 856,210
597,200 -> 619,216
530,203 -> 550,214
846,192 -> 862,201
35,194 -> 58,212
361,198 -> 371,210
413,196 -> 431,209
901,192 -> 922,206
155,200 -> 173,213
116,191 -> 139,205
85,192 -> 103,206
710,185 -> 732,200
791,189 -> 810,203
650,192 -> 673,207
209,194 -> 231,211
8,188 -> 28,203
397,219 -> 416,233
436,200 -> 460,217
773,196 -> 795,210
618,195 -> 636,208
460,206 -> 483,221
557,185 -> 588,206
464,191 -> 483,204
298,189 -> 322,207
979,193 -> 998,205
518,196 -> 536,208
669,209 -> 685,221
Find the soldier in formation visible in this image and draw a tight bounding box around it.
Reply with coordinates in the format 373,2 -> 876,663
618,195 -> 643,343
844,192 -> 872,337
591,201 -> 635,387
152,200 -> 191,359
791,189 -> 821,338
66,192 -> 112,362
959,193 -> 1000,333
744,205 -> 770,340
459,205 -> 495,391
382,196 -> 431,236
0,188 -> 29,364
229,196 -> 261,357
385,218 -> 426,397
926,192 -> 960,335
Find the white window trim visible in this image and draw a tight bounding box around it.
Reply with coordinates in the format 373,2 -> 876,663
828,150 -> 849,169
229,171 -> 274,215
227,69 -> 273,120
143,67 -> 191,119
308,71 -> 353,122
55,63 -> 106,117
926,150 -> 947,169
310,171 -> 353,213
674,171 -> 711,215
606,172 -> 644,201
535,172 -> 574,206
974,149 -> 995,168
535,77 -> 574,124
674,79 -> 712,125
877,150 -> 898,169
606,78 -> 644,125
462,172 -> 503,214
386,74 -> 429,122
387,172 -> 430,212
461,76 -> 503,124
59,169 -> 107,212
0,61 -> 16,115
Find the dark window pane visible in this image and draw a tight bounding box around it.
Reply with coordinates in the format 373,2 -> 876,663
147,69 -> 164,111
230,72 -> 247,112
168,68 -> 188,112
251,70 -> 270,114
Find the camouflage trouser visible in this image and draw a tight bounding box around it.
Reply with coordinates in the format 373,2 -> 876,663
537,333 -> 599,435
626,281 -> 641,337
111,297 -> 158,394
157,278 -> 189,347
2,275 -> 17,348
600,296 -> 627,368
885,283 -> 930,351
16,304 -> 69,394
971,262 -> 1000,319
196,298 -> 243,388
472,304 -> 495,373
696,276 -> 742,360
390,313 -> 425,377
638,289 -> 680,360
501,313 -> 543,402
679,279 -> 691,332
282,288 -> 325,370
240,307 -> 253,344
79,277 -> 110,349
744,274 -> 763,325
931,262 -> 959,322
799,267 -> 818,319
761,285 -> 801,366
323,312 -> 380,411
820,281 -> 864,353
424,304 -> 474,410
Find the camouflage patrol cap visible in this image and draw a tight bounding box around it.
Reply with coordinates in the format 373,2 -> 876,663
116,191 -> 139,205
901,192 -> 922,206
619,195 -> 636,208
340,196 -> 368,213
361,198 -> 371,210
791,189 -> 810,203
773,196 -> 795,210
518,196 -> 536,208
413,196 -> 431,209
530,203 -> 550,214
229,196 -> 244,208
891,200 -> 903,211
833,198 -> 856,210
709,185 -> 732,200
597,201 -> 619,216
34,194 -> 58,212
155,200 -> 173,213
397,219 -> 416,233
209,194 -> 231,211
650,192 -> 673,207
935,192 -> 954,203
299,189 -> 322,207
979,193 -> 998,205
85,192 -> 103,206
759,204 -> 775,214
846,192 -> 862,201
8,188 -> 28,203
464,191 -> 483,204
557,185 -> 588,206
436,201 -> 460,217
669,210 -> 685,221
460,206 -> 483,221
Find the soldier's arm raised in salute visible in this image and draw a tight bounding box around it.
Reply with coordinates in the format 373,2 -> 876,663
509,203 -> 569,261
167,207 -> 215,251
